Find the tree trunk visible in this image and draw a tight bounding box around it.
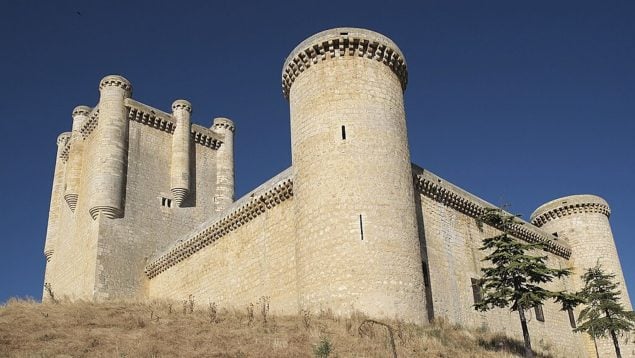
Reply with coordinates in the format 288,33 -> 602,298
518,305 -> 534,358
610,329 -> 622,358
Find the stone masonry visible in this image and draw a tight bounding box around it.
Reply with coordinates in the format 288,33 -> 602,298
43,28 -> 633,357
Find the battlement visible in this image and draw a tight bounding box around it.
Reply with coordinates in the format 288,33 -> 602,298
531,194 -> 611,227
282,27 -> 408,99
58,99 -> 224,163
144,168 -> 293,279
412,165 -> 572,259
99,75 -> 132,96
212,117 -> 235,133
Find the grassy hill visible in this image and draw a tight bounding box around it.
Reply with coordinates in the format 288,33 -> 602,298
0,298 -> 550,357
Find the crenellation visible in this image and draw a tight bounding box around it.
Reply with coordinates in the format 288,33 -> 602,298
414,167 -> 571,258
43,28 -> 633,358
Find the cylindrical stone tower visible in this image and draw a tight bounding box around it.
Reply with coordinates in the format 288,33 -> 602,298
64,105 -> 91,212
212,117 -> 235,212
45,132 -> 71,262
43,132 -> 71,296
170,99 -> 192,207
531,195 -> 631,308
531,195 -> 633,357
283,28 -> 425,323
89,75 -> 132,220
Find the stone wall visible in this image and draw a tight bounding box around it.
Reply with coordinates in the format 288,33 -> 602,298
147,170 -> 297,314
44,90 -> 229,301
415,168 -> 588,357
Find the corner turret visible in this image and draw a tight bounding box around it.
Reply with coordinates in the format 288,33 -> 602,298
212,117 -> 235,212
89,75 -> 132,219
64,105 -> 91,212
170,99 -> 192,207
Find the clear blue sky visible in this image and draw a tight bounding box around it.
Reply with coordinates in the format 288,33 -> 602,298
0,0 -> 633,303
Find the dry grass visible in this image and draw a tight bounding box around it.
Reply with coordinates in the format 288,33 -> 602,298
0,298 -> 553,357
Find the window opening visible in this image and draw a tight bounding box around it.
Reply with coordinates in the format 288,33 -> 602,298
341,125 -> 346,140
471,278 -> 482,304
534,305 -> 545,322
161,197 -> 172,208
359,214 -> 364,240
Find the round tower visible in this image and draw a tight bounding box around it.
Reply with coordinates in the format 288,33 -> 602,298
89,75 -> 132,220
170,99 -> 192,207
531,195 -> 631,309
283,28 -> 425,323
45,132 -> 71,262
64,105 -> 91,212
212,117 -> 235,212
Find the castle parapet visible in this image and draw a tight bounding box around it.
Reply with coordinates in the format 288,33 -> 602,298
170,100 -> 192,207
282,28 -> 408,99
531,194 -> 610,226
89,75 -> 132,220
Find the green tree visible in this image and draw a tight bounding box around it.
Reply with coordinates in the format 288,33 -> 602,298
474,207 -> 577,358
575,263 -> 635,358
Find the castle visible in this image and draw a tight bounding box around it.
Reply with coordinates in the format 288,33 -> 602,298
43,28 -> 632,357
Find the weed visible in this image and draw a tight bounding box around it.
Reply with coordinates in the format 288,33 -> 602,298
208,301 -> 218,323
258,296 -> 270,325
246,303 -> 255,326
313,336 -> 333,358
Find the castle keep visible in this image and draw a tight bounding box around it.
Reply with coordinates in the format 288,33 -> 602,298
44,28 -> 632,357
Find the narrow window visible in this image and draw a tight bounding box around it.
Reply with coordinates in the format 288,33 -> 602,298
567,308 -> 577,328
534,305 -> 545,322
161,197 -> 172,208
341,125 -> 346,140
359,214 -> 364,240
471,278 -> 482,304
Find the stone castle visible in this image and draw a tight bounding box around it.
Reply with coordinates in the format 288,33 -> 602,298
43,28 -> 632,357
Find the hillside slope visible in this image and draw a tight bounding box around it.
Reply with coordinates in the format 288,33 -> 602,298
0,299 -> 552,357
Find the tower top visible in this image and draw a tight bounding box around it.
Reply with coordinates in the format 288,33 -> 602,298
531,194 -> 611,227
172,99 -> 192,113
72,105 -> 92,117
281,27 -> 408,99
99,75 -> 132,96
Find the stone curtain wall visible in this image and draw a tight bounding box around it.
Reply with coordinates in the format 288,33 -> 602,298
414,168 -> 587,357
147,178 -> 297,314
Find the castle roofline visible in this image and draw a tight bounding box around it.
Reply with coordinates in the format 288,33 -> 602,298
282,27 -> 408,99
531,194 -> 610,227
145,168 -> 294,279
412,164 -> 572,258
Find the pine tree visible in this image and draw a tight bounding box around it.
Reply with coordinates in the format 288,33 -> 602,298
575,263 -> 635,358
474,207 -> 577,358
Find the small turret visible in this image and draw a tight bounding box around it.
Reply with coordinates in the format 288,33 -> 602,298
212,117 -> 235,212
170,100 -> 192,207
44,132 -> 70,264
89,75 -> 132,220
64,105 -> 91,212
